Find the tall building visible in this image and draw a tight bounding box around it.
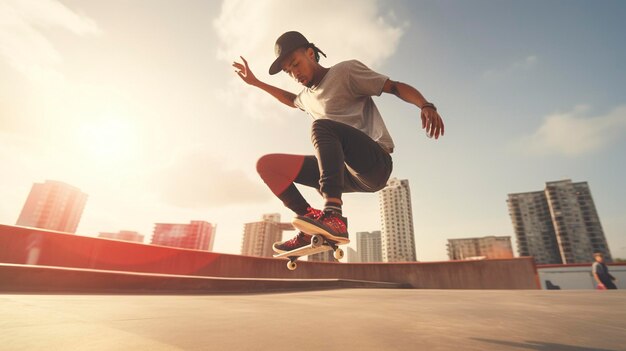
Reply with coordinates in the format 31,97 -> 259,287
152,221 -> 216,251
308,250 -> 335,262
99,231 -> 145,243
241,214 -> 295,257
356,231 -> 382,262
507,179 -> 611,264
545,180 -> 611,263
16,180 -> 88,233
447,236 -> 514,260
507,190 -> 561,264
379,178 -> 417,262
347,247 -> 359,263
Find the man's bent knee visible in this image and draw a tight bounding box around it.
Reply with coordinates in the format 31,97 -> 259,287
256,154 -> 278,179
256,154 -> 307,195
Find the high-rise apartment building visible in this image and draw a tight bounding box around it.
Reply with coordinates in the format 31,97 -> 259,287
241,214 -> 295,257
447,236 -> 514,260
507,179 -> 611,264
545,180 -> 611,263
99,231 -> 145,243
347,247 -> 359,263
379,178 -> 417,262
356,231 -> 382,262
308,250 -> 335,262
507,190 -> 561,264
152,221 -> 216,251
16,180 -> 88,233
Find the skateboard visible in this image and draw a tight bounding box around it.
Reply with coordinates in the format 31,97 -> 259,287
273,234 -> 345,271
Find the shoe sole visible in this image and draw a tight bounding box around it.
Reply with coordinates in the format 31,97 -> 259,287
272,243 -> 307,254
292,218 -> 350,245
272,245 -> 287,254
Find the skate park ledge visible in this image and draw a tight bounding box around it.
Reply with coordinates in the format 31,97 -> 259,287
0,224 -> 539,292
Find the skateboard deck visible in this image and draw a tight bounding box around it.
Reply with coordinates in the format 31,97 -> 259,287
273,234 -> 345,270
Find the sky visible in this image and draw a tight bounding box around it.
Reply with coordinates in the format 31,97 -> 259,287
1,0 -> 625,261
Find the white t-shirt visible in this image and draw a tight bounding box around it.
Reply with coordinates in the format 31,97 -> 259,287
294,60 -> 395,153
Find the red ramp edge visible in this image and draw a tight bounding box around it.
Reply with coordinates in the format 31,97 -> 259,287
0,263 -> 408,294
0,225 -> 539,289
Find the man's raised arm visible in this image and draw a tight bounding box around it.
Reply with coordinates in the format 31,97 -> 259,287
383,79 -> 445,139
233,56 -> 297,108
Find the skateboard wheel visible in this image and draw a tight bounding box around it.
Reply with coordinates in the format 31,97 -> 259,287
311,235 -> 323,248
287,261 -> 297,270
334,248 -> 344,260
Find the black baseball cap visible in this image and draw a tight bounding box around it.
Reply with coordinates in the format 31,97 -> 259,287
268,31 -> 310,75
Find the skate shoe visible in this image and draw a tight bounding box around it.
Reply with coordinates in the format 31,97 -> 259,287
272,232 -> 311,253
272,207 -> 322,253
292,210 -> 350,244
301,206 -> 323,220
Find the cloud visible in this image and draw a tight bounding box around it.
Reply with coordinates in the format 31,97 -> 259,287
0,0 -> 100,80
155,147 -> 272,208
213,0 -> 405,120
514,104 -> 626,157
483,55 -> 538,80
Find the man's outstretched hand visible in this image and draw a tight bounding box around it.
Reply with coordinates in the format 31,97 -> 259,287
422,107 -> 445,139
232,56 -> 260,86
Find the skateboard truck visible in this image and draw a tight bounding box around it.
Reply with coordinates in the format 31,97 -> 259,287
275,234 -> 345,271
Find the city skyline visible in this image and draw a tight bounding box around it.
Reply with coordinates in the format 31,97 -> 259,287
7,176 -> 621,262
1,1 -> 625,261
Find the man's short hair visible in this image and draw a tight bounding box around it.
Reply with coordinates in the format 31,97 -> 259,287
593,252 -> 604,258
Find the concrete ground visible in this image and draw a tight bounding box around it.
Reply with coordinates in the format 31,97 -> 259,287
1,289 -> 625,351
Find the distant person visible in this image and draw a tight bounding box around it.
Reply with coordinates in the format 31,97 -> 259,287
592,253 -> 617,290
233,31 -> 444,252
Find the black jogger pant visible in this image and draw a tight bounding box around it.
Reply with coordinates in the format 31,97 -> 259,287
256,119 -> 393,215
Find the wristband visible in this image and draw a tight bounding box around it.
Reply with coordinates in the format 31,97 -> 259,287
422,102 -> 437,111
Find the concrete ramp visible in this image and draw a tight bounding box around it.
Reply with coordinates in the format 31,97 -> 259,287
0,225 -> 540,289
0,263 -> 407,294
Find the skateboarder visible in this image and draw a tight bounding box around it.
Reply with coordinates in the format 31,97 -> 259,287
232,31 -> 444,253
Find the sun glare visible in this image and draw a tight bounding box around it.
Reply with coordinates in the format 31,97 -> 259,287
77,116 -> 138,163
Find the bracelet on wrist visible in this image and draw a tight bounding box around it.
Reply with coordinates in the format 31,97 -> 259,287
421,102 -> 437,111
